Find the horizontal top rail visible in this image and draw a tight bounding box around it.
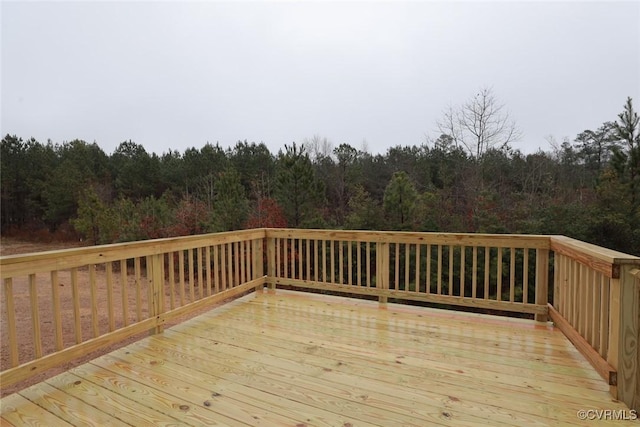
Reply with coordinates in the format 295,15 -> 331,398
0,229 -> 266,279
264,228 -> 551,248
550,235 -> 640,278
3,230 -> 638,281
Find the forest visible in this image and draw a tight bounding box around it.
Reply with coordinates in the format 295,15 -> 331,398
1,96 -> 639,256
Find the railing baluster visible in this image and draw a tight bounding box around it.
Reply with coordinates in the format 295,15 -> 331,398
29,274 -> 42,358
50,271 -> 63,351
168,252 -> 176,309
484,247 -> 490,300
120,260 -> 129,327
235,241 -> 240,286
415,244 -> 420,293
71,268 -> 82,344
437,245 -> 442,295
339,240 -> 344,285
448,245 -> 454,296
591,270 -> 601,352
509,248 -> 515,302
283,239 -> 289,280
497,248 -> 503,301
197,247 -> 204,299
459,246 -> 465,297
275,238 -> 280,278
239,241 -> 246,284
179,251 -> 186,304
347,240 -> 353,286
4,278 -> 19,366
227,243 -> 234,288
471,246 -> 477,299
330,240 -> 336,284
188,249 -> 195,302
299,239 -> 304,281
404,243 -> 410,291
306,239 -> 311,281
213,245 -> 220,293
106,262 -> 115,332
356,241 -> 361,286
523,249 -> 529,304
89,264 -> 99,337
426,244 -> 431,294
600,274 -> 609,358
366,242 -> 371,288
314,239 -> 320,282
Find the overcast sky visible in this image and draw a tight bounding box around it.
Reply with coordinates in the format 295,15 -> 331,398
2,1 -> 639,157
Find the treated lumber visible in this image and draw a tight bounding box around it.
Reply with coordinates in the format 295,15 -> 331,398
19,382 -> 130,426
1,392 -> 72,427
264,228 -> 550,249
550,235 -> 640,279
0,229 -> 266,278
270,277 -> 547,314
0,279 -> 263,388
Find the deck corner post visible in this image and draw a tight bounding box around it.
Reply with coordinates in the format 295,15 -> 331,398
267,236 -> 276,290
252,238 -> 264,292
535,248 -> 549,322
611,265 -> 639,411
150,253 -> 165,335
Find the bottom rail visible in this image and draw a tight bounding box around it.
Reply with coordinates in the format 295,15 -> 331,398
0,277 -> 266,389
548,303 -> 617,388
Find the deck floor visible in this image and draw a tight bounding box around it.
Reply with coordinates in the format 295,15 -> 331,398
2,289 -> 637,426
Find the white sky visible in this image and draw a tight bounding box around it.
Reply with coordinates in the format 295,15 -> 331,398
2,1 -> 639,156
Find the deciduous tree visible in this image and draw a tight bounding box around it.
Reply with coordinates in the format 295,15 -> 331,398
436,87 -> 521,159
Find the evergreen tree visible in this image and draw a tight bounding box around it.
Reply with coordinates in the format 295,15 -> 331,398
211,167 -> 249,231
275,143 -> 324,227
383,171 -> 418,230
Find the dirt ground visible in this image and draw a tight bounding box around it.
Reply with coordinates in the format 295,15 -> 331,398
0,238 -> 230,397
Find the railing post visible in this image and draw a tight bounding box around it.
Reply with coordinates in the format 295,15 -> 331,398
267,236 -> 276,291
377,242 -> 389,305
535,248 -> 549,322
149,254 -> 165,335
609,265 -> 639,410
252,238 -> 264,291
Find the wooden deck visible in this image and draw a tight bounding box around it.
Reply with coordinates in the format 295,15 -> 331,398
1,289 -> 637,426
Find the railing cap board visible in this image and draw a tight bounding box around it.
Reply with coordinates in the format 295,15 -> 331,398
550,236 -> 640,279
264,228 -> 550,248
0,229 -> 266,279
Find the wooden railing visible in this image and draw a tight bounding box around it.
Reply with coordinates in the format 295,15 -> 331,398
0,229 -> 265,388
265,229 -> 550,320
1,228 -> 638,411
549,236 -> 639,411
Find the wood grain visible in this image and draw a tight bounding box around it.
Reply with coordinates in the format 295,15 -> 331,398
2,290 -> 636,426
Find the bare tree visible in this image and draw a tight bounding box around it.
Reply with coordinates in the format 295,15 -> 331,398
303,134 -> 334,162
436,87 -> 522,159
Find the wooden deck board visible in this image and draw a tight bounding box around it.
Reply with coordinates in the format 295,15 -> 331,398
2,289 -> 638,426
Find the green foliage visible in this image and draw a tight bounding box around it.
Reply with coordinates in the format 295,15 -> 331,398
111,141 -> 161,199
275,143 -> 325,227
228,140 -> 275,198
210,168 -> 249,232
72,187 -> 117,245
3,96 -> 639,257
383,171 -> 418,230
345,185 -> 382,230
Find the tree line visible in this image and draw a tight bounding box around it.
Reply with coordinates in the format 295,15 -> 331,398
1,96 -> 638,255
